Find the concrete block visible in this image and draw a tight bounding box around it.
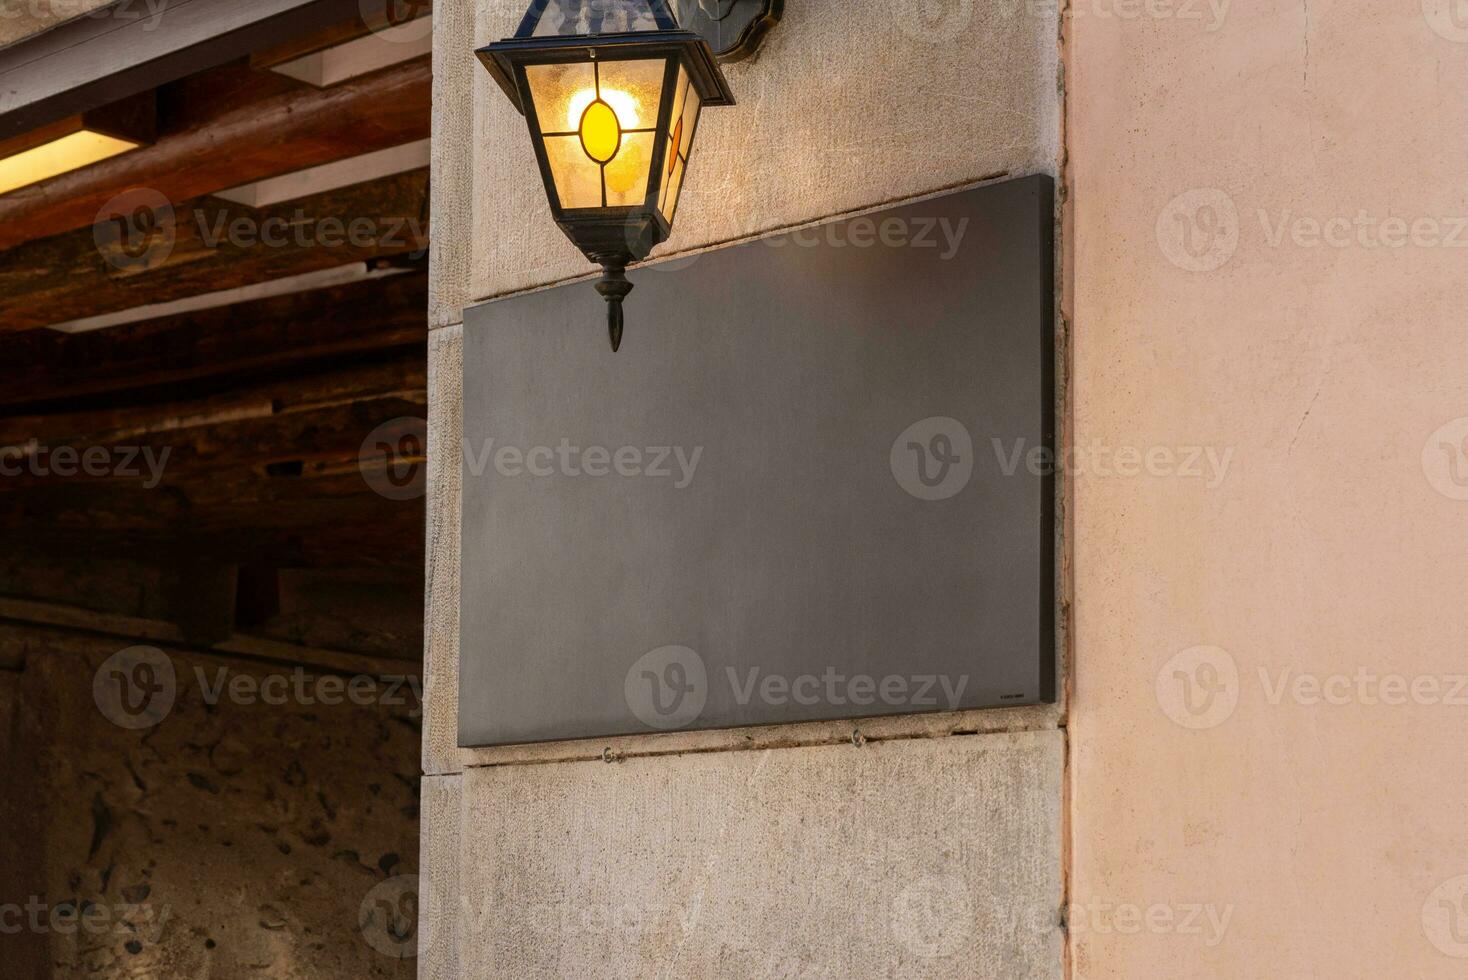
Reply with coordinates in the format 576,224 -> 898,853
423,323 -> 463,774
451,731 -> 1064,978
418,773 -> 463,980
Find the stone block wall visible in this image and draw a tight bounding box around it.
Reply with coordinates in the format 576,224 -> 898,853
423,0 -> 1067,976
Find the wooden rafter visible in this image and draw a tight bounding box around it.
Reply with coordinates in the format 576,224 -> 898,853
0,57 -> 430,250
0,168 -> 429,333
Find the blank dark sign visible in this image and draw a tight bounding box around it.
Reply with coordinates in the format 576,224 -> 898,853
460,175 -> 1055,747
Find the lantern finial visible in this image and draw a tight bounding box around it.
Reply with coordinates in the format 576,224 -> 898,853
594,264 -> 633,352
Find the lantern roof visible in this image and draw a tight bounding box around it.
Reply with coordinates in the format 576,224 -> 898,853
513,0 -> 679,39
479,0 -> 733,115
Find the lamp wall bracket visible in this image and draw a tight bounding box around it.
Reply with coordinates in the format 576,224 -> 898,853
678,0 -> 782,62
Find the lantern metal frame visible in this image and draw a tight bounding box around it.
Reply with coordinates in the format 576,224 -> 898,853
477,0 -> 771,351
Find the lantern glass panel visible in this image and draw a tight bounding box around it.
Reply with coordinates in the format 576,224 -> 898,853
658,66 -> 700,221
525,61 -> 595,137
594,58 -> 667,133
542,134 -> 604,207
604,131 -> 657,205
529,56 -> 671,210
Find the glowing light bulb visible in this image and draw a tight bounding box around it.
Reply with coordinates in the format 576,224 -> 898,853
566,86 -> 640,139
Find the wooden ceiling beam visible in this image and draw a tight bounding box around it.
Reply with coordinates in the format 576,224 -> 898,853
0,496 -> 425,571
0,56 -> 430,250
0,356 -> 426,453
0,271 -> 427,410
0,168 -> 429,332
0,0 -> 366,138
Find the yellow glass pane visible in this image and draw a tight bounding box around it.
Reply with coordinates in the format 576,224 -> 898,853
525,62 -> 596,135
0,130 -> 138,196
579,100 -> 621,163
605,132 -> 654,206
542,135 -> 603,208
593,59 -> 668,132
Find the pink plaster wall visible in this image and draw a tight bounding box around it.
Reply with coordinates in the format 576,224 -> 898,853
1068,0 -> 1468,975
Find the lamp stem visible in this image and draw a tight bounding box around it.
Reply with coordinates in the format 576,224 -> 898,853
594,264 -> 633,353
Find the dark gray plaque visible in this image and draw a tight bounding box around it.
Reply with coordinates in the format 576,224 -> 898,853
460,175 -> 1055,747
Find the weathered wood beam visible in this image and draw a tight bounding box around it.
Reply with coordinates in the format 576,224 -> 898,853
0,487 -> 425,570
0,56 -> 430,250
0,606 -> 423,673
0,168 -> 429,332
0,271 -> 426,410
0,359 -> 426,477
